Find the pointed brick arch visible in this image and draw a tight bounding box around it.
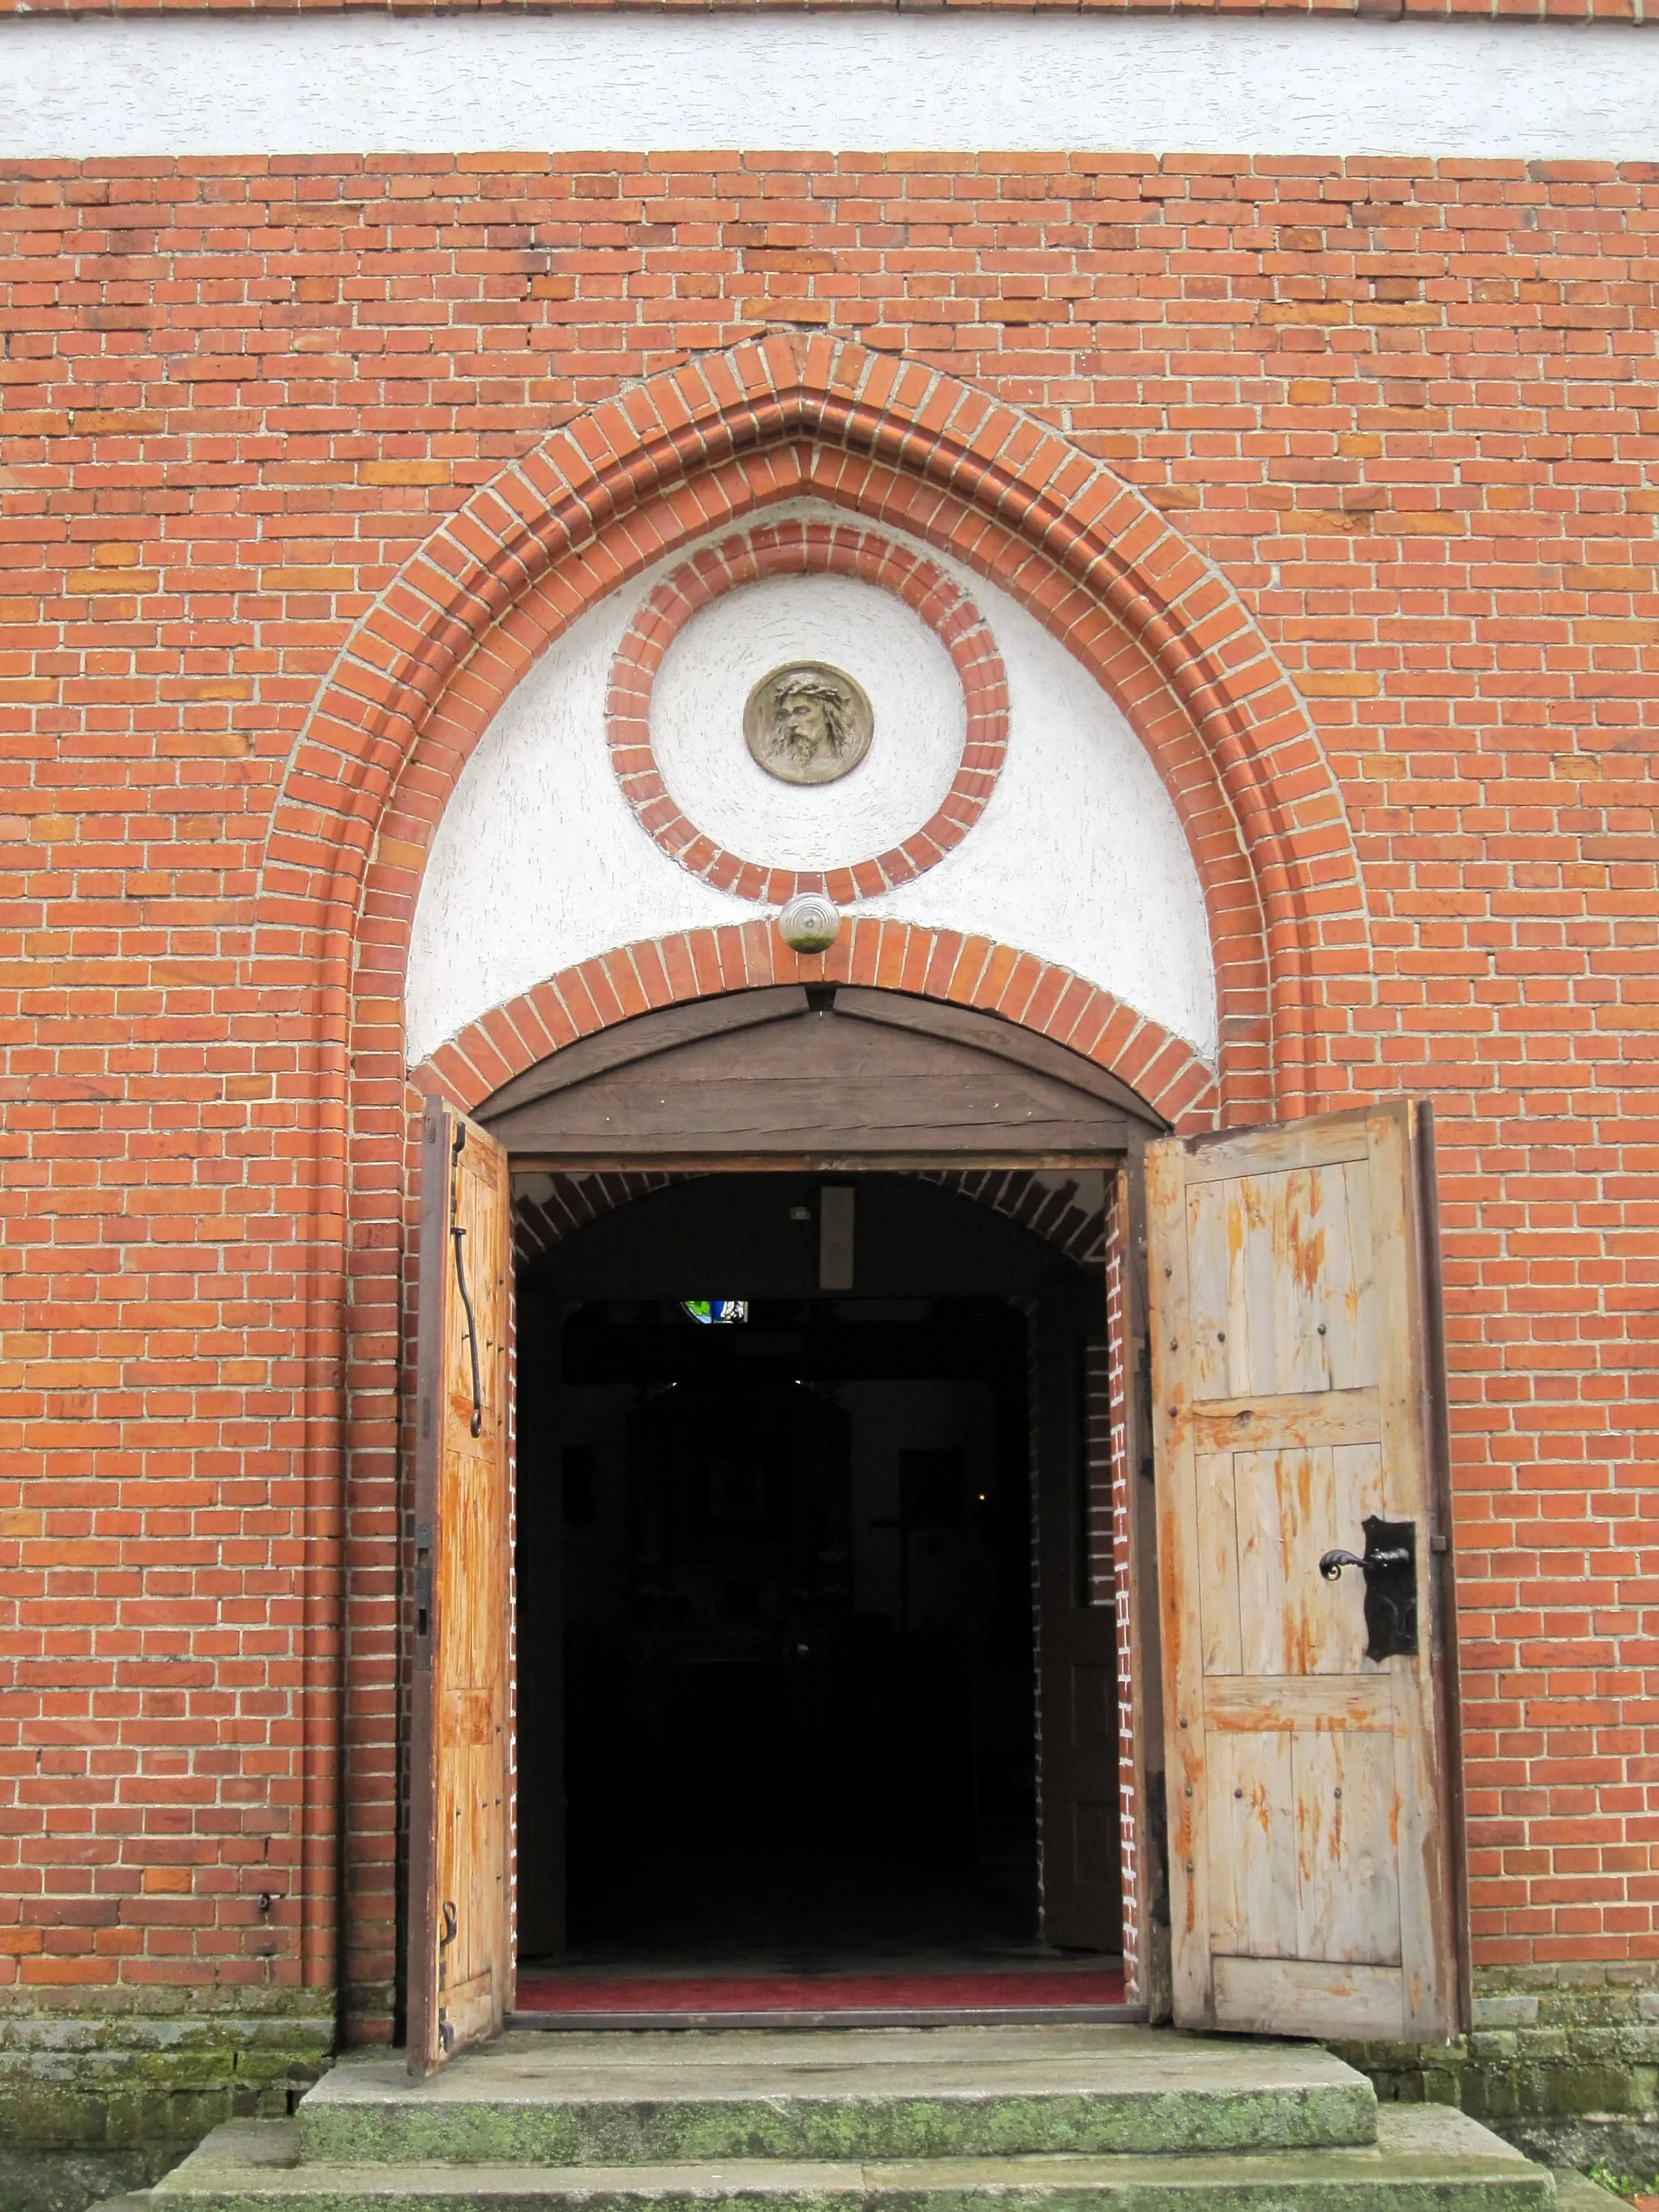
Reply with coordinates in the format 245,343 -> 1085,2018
274,336 -> 1371,2029
267,332 -> 1365,1128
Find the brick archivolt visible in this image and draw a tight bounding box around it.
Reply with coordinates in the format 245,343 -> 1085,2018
267,332 -> 1367,1133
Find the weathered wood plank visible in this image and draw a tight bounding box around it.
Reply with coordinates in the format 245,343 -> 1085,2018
1370,1103 -> 1460,2042
487,999 -> 1158,1161
1293,1728 -> 1402,1966
1118,1148 -> 1175,2020
1169,1113 -> 1374,1185
1213,1955 -> 1406,2039
1181,1387 -> 1380,1454
1148,1137 -> 1216,2029
1206,1730 -> 1296,1959
1269,1170 -> 1331,1396
1195,1452 -> 1243,1677
1204,1674 -> 1395,1730
1183,1180 -> 1233,1403
1235,1175 -> 1281,1398
1323,1160 -> 1377,1393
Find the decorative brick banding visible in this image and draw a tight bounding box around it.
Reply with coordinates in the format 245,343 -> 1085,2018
606,522 -> 1009,904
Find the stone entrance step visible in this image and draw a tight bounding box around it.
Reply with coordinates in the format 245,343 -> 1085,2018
295,2028 -> 1380,2165
108,2027 -> 1562,2212
147,2105 -> 1554,2212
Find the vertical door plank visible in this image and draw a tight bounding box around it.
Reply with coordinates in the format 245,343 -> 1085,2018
1206,1728 -> 1297,1960
1231,1447 -> 1287,1678
1195,1452 -> 1243,1677
1320,1161 -> 1377,1393
1293,1728 -> 1402,1966
1270,1171 -> 1333,1397
1149,1140 -> 1215,2027
1184,1182 -> 1234,1403
1235,1178 -> 1281,1400
1119,1149 -> 1175,2021
1366,1106 -> 1456,2040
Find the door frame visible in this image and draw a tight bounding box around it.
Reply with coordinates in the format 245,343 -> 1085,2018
406,982 -> 1175,2025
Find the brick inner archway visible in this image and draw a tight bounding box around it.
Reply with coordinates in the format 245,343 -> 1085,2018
415,923 -> 1218,1133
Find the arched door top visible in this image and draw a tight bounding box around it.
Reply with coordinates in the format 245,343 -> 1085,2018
416,921 -> 1218,1137
476,979 -> 1166,1170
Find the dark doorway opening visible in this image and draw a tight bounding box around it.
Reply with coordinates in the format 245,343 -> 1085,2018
556,1296 -> 1034,1966
511,1170 -> 1128,2022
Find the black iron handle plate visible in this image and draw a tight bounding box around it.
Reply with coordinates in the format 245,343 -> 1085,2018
1318,1515 -> 1418,1662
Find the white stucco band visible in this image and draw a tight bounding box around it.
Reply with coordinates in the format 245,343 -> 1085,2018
405,502 -> 1218,1073
4,15 -> 1657,161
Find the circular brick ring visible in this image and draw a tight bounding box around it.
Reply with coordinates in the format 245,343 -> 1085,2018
606,522 -> 1009,906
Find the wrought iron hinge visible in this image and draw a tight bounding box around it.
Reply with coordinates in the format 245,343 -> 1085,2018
413,1522 -> 433,1643
450,1124 -> 483,1439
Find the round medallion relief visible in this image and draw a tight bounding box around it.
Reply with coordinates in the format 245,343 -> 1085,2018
607,522 -> 1009,906
743,661 -> 874,787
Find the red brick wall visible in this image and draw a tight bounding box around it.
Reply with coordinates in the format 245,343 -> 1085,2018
2,147 -> 1655,2022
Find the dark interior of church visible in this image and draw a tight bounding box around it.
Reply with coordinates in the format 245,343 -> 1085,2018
510,1172 -> 1120,1981
549,1299 -> 1034,1965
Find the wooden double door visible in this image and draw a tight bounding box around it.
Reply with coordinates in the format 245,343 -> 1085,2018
403,991 -> 1465,2072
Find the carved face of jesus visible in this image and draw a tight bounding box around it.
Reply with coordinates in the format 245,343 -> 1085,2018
774,681 -> 842,768
743,660 -> 874,787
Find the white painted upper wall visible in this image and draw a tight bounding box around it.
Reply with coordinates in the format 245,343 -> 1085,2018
2,15 -> 1657,160
405,504 -> 1218,1070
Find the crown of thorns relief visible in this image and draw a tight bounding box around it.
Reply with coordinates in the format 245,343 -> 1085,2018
744,662 -> 875,787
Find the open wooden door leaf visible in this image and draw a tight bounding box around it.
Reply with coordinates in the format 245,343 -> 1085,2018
408,1101 -> 514,2077
1148,1100 -> 1464,2042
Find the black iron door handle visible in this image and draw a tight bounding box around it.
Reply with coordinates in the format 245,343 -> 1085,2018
1318,1514 -> 1418,1661
1320,1545 -> 1411,1579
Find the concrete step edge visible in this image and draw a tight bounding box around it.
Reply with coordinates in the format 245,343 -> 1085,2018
153,2108 -> 1555,2208
296,2083 -> 1381,2165
297,2031 -> 1380,2164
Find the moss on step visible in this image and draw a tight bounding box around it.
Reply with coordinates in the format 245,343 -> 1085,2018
0,2000 -> 334,2212
1333,1966 -> 1659,2176
297,2029 -> 1376,2168
143,2105 -> 1555,2212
